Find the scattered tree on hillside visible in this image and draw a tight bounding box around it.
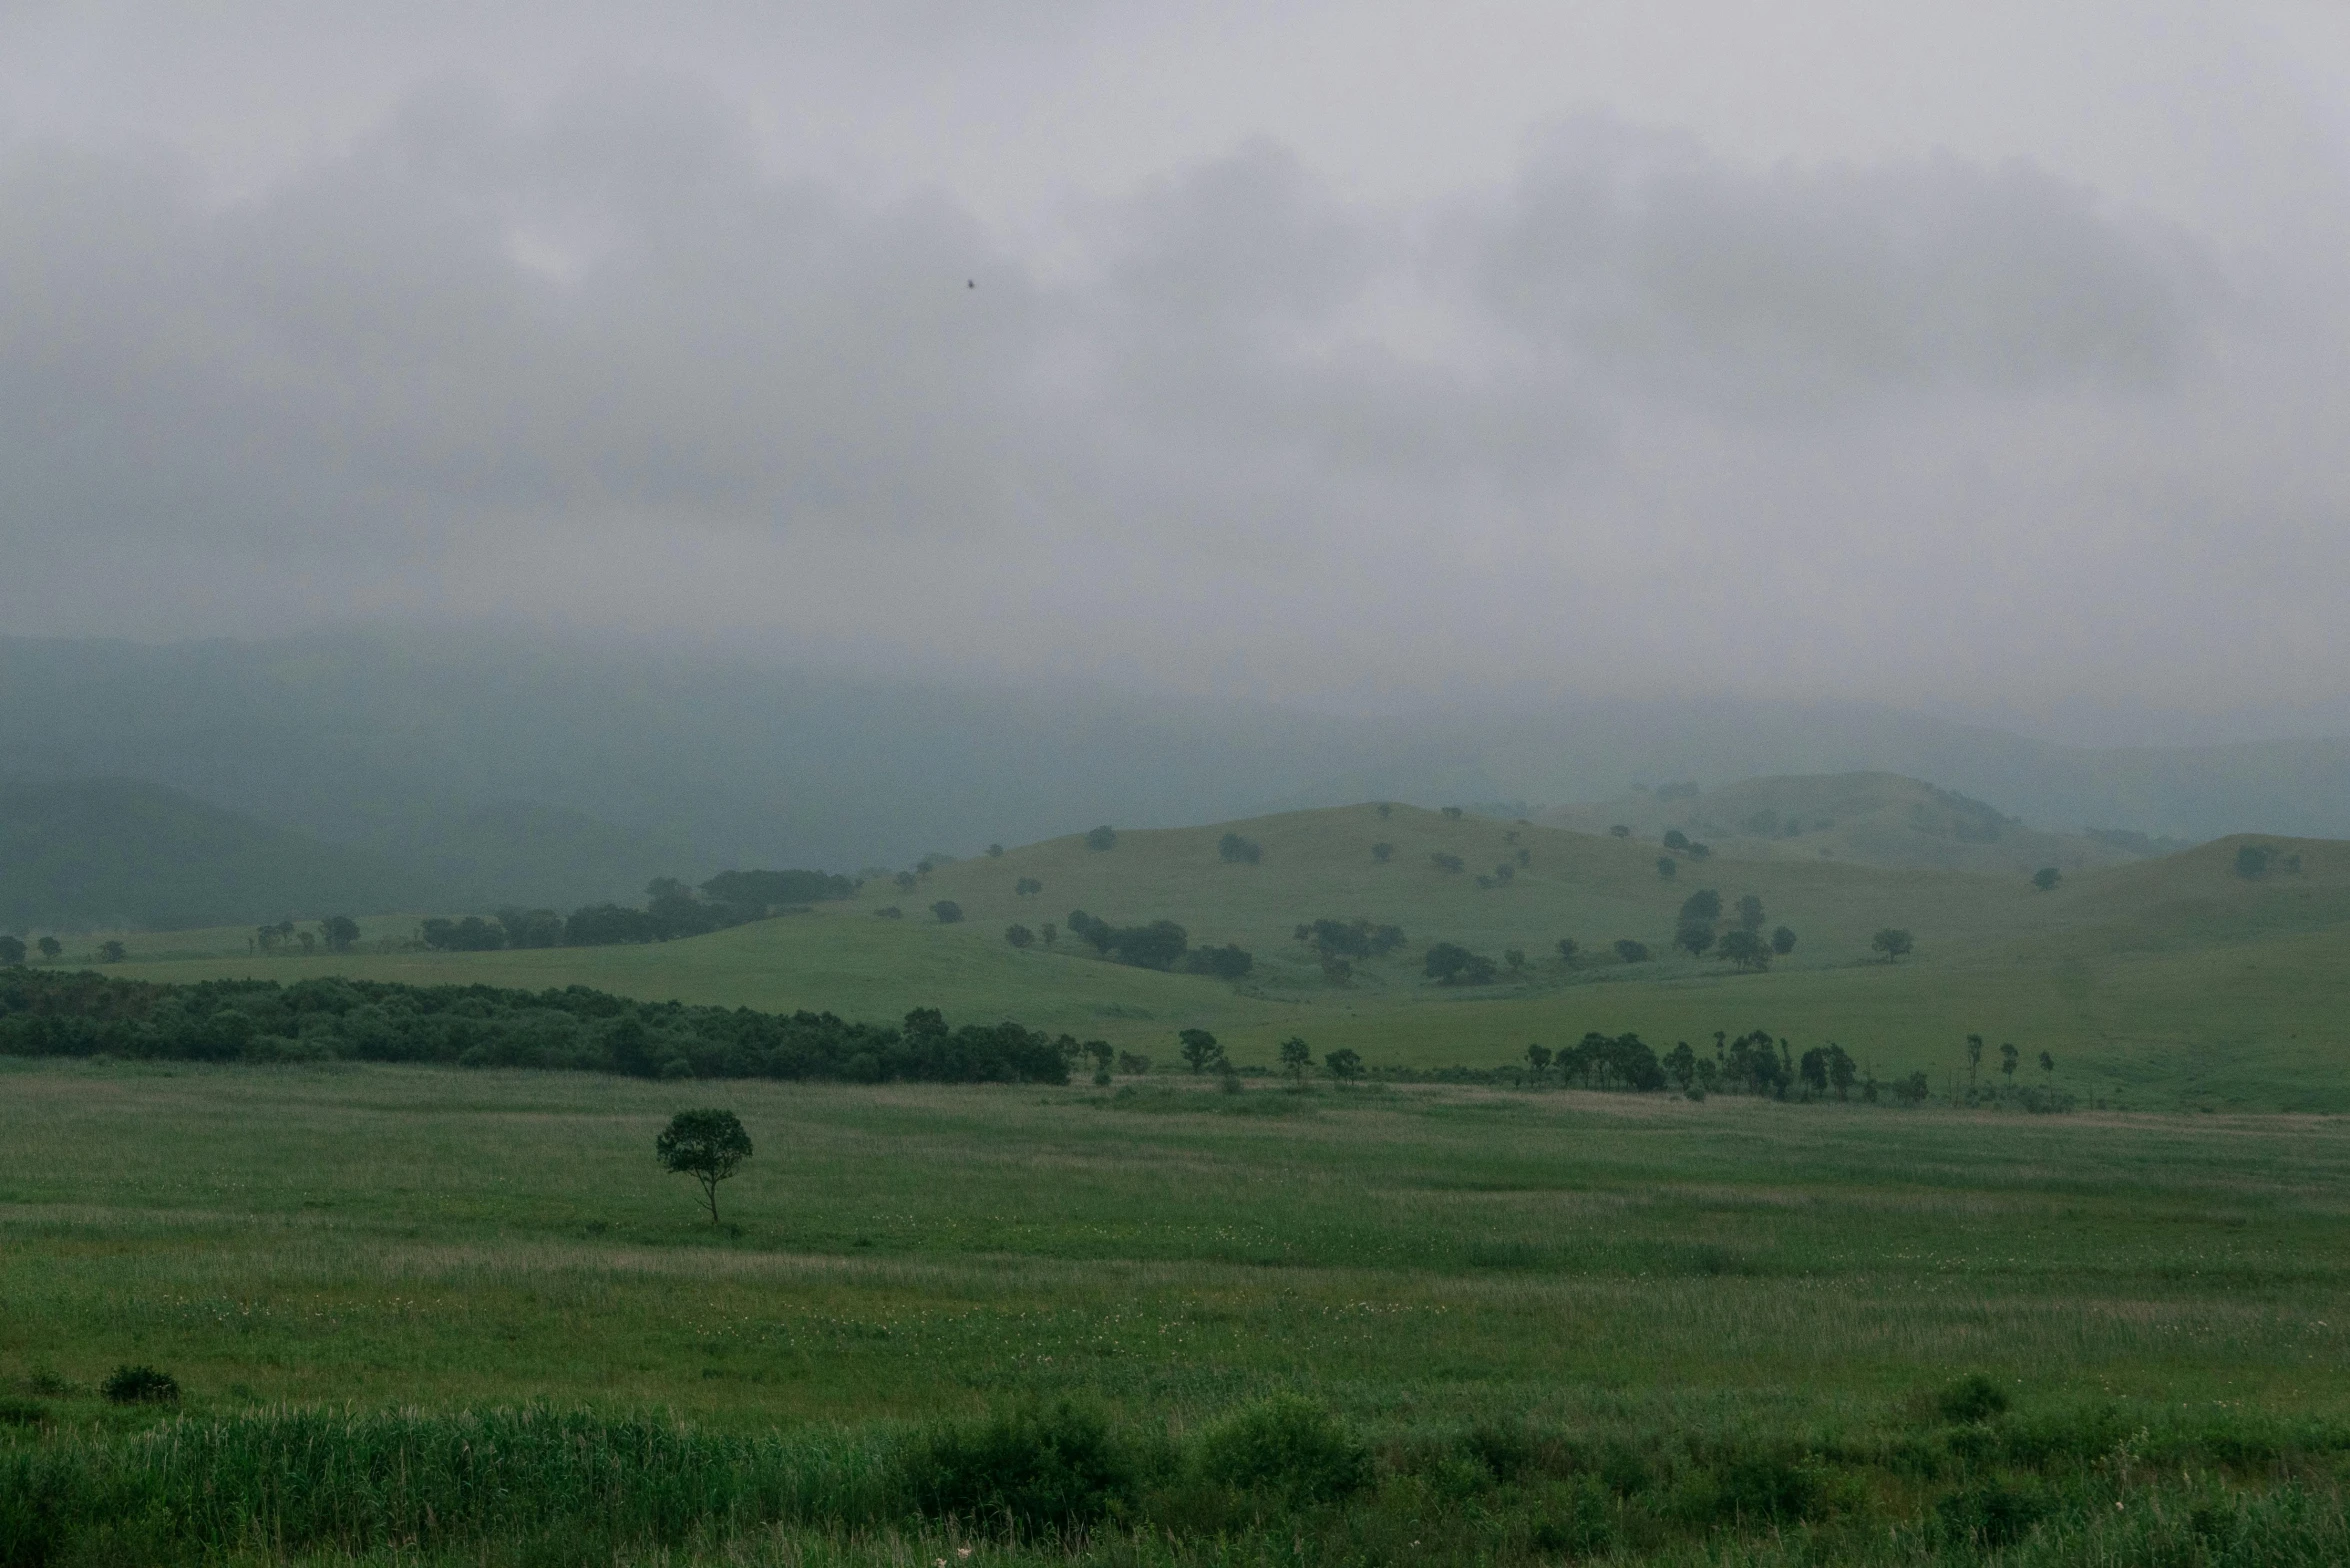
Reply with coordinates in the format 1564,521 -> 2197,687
1717,928 -> 1769,971
1218,832 -> 1263,864
1772,925 -> 1797,955
1040,922 -> 1056,945
1663,1041 -> 1697,1092
1376,803 -> 1394,818
1687,842 -> 1712,858
1279,1036 -> 1314,1082
1614,938 -> 1651,964
0,936 -> 23,965
497,908 -> 563,949
1083,1039 -> 1114,1084
2039,1049 -> 2055,1076
656,1109 -> 753,1227
1555,937 -> 1579,965
1086,826 -> 1118,851
895,871 -> 919,892
1675,921 -> 1715,959
1430,851 -> 1465,873
1371,842 -> 1394,862
1516,847 -> 1531,867
1525,1042 -> 1554,1077
1736,894 -> 1765,931
931,901 -> 964,924
1442,807 -> 1464,820
2235,844 -> 2275,879
1116,1050 -> 1152,1076
37,937 -> 61,961
987,843 -> 1005,858
97,940 -> 127,963
1325,1046 -> 1364,1081
1965,1034 -> 1985,1093
1680,889 -> 1722,923
1301,919 -> 1405,961
1892,1071 -> 1931,1105
1663,829 -> 1690,851
1178,1028 -> 1227,1074
1183,943 -> 1255,980
1504,947 -> 1526,973
422,915 -> 507,952
874,906 -> 902,919
1424,943 -> 1499,985
1657,857 -> 1678,880
1005,924 -> 1034,948
1014,877 -> 1043,896
320,915 -> 361,952
1610,825 -> 1631,838
699,869 -> 860,910
1871,927 -> 1914,964
2000,1042 -> 2019,1079
2032,867 -> 2062,892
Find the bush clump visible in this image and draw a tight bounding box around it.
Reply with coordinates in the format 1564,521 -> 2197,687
1196,1395 -> 1370,1504
1936,1373 -> 2011,1425
101,1365 -> 180,1405
902,1401 -> 1135,1534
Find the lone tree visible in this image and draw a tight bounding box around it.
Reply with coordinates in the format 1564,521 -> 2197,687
37,936 -> 61,961
1279,1036 -> 1314,1082
656,1109 -> 753,1227
1371,842 -> 1394,863
1871,927 -> 1914,964
1771,925 -> 1797,955
1614,938 -> 1651,964
0,935 -> 22,965
1555,937 -> 1579,965
932,900 -> 964,924
1086,825 -> 1118,851
1014,876 -> 1043,896
1325,1046 -> 1364,1081
1179,1028 -> 1226,1073
1965,1033 -> 1985,1092
1005,923 -> 1035,948
1218,832 -> 1263,864
1999,1042 -> 2020,1079
1656,857 -> 1678,880
2032,866 -> 2062,892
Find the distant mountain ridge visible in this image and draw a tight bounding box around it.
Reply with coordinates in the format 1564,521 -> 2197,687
1537,772 -> 2193,876
2,633 -> 2346,889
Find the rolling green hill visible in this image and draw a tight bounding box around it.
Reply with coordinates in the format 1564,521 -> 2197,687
0,779 -> 446,931
1537,771 -> 2180,874
83,804 -> 2350,1110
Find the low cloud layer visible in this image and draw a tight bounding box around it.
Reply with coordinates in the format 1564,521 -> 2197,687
2,43 -> 2346,728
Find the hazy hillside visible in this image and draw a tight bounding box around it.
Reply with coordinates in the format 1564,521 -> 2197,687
5,632 -> 2349,882
0,779 -> 444,931
96,803 -> 2350,1107
1537,773 -> 2182,874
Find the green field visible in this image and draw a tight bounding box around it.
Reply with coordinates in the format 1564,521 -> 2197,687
7,1057 -> 2350,1563
75,804 -> 2350,1111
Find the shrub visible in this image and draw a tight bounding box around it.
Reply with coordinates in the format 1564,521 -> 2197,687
931,901 -> 964,924
101,1365 -> 179,1405
1195,1395 -> 1369,1503
1936,1373 -> 2010,1424
902,1402 -> 1135,1533
1934,1479 -> 2049,1548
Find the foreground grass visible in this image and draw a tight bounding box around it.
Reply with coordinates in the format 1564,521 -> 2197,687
4,1060 -> 2350,1560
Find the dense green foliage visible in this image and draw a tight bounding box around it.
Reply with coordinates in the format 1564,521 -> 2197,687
0,969 -> 1071,1084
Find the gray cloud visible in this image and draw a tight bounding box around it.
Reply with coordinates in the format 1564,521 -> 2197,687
0,59 -> 2343,726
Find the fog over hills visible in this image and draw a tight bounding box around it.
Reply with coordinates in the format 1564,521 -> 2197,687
4,633 -> 2347,926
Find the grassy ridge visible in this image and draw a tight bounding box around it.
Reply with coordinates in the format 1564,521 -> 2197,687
85,807 -> 2350,1109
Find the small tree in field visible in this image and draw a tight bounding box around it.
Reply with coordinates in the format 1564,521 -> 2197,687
1279,1036 -> 1314,1083
0,935 -> 22,965
1371,842 -> 1394,863
2039,1049 -> 2055,1077
1086,825 -> 1118,851
1179,1028 -> 1226,1074
1656,857 -> 1678,880
1965,1033 -> 1984,1092
37,936 -> 61,961
1555,937 -> 1579,965
2032,867 -> 2061,892
1325,1046 -> 1363,1082
656,1110 -> 753,1227
1999,1042 -> 2019,1080
1871,928 -> 1913,964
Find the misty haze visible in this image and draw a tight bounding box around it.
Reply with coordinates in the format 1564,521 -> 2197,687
5,6 -> 2350,1564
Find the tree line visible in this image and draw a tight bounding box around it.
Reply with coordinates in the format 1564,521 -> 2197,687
418,869 -> 859,953
0,969 -> 1076,1085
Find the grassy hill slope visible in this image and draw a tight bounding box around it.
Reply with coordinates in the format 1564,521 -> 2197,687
1538,772 -> 2174,875
88,806 -> 2350,1110
0,779 -> 448,932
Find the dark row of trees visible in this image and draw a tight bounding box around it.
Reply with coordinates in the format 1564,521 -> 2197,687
0,969 -> 1077,1085
418,870 -> 859,953
1064,911 -> 1254,979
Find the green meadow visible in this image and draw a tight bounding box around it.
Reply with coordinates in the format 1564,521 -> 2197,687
83,803 -> 2350,1110
7,1057 -> 2350,1563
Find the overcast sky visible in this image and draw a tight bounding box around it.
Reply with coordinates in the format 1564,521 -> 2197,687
5,2 -> 2349,737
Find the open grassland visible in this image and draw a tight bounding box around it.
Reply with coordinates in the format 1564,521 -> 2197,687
85,806 -> 2350,1110
5,1060 -> 2350,1562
